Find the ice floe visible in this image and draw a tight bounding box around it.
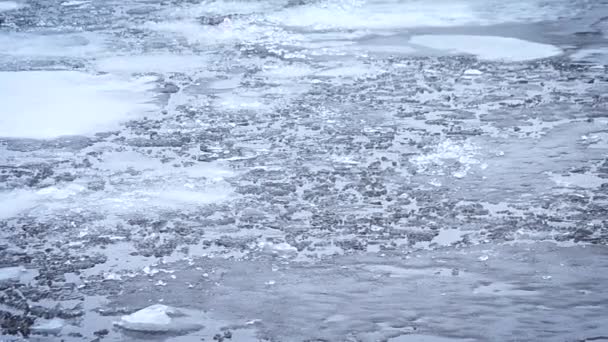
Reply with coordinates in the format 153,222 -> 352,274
0,1 -> 20,12
0,71 -> 156,138
114,304 -> 203,333
0,266 -> 26,282
410,35 -> 562,61
32,318 -> 65,334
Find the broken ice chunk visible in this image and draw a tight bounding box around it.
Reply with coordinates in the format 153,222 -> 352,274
32,318 -> 65,335
114,304 -> 204,333
0,266 -> 26,283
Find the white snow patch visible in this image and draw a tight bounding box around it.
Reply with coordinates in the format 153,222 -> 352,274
0,71 -> 156,138
410,35 -> 562,62
114,304 -> 203,333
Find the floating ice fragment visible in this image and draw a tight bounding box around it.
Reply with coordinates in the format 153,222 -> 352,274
453,170 -> 468,179
478,255 -> 489,261
428,179 -> 442,187
463,69 -> 483,76
258,241 -> 298,256
432,229 -> 465,246
143,266 -> 161,276
114,304 -> 204,333
104,273 -> 122,281
410,35 -> 562,62
0,1 -> 20,12
60,0 -> 90,6
0,266 -> 26,282
0,71 -> 156,138
32,318 -> 64,334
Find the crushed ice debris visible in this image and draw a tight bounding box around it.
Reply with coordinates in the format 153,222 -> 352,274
428,179 -> 442,187
143,266 -> 159,275
155,280 -> 167,286
265,280 -> 276,286
32,318 -> 65,334
114,304 -> 204,333
104,272 -> 122,281
143,266 -> 175,276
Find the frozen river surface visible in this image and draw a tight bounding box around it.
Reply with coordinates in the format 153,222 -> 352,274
0,0 -> 608,341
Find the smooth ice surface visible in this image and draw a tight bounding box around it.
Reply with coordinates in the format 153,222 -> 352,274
410,35 -> 562,61
0,180 -> 233,219
0,266 -> 25,282
0,33 -> 105,57
268,1 -> 480,30
0,71 -> 156,138
114,304 -> 203,332
267,0 -> 571,31
0,1 -> 20,12
95,54 -> 208,74
32,318 -> 65,334
432,229 -> 467,246
389,335 -> 476,342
